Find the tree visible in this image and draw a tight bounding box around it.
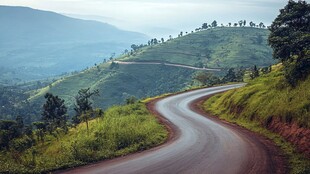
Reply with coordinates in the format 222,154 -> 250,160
235,68 -> 245,82
238,20 -> 243,27
179,31 -> 183,37
261,66 -> 272,74
211,20 -> 218,28
131,44 -> 138,51
202,23 -> 208,29
73,88 -> 99,131
194,72 -> 220,86
243,20 -> 246,26
125,96 -> 137,105
249,21 -> 255,27
250,65 -> 260,79
15,116 -> 24,136
109,61 -> 119,69
268,0 -> 310,86
161,38 -> 165,43
42,93 -> 67,134
33,122 -> 46,142
228,22 -> 231,27
222,68 -> 237,82
0,120 -> 19,149
124,49 -> 129,55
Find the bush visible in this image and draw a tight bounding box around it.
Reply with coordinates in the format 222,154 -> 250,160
9,136 -> 34,153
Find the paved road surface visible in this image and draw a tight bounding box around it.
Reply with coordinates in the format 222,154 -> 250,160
113,61 -> 221,71
59,84 -> 282,174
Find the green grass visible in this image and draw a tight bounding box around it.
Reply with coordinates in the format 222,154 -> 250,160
28,27 -> 275,121
120,27 -> 274,68
0,103 -> 168,173
202,64 -> 310,173
29,62 -> 196,115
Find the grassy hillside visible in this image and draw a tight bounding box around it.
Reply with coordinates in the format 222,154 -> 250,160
28,62 -> 196,114
120,27 -> 275,68
0,103 -> 167,173
27,27 -> 275,120
203,64 -> 310,173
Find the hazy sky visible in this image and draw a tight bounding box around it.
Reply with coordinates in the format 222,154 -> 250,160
0,0 -> 289,37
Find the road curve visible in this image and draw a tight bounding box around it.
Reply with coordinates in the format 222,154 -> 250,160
58,84 -> 284,174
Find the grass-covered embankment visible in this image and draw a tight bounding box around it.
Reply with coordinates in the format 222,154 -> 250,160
0,103 -> 168,173
202,64 -> 310,174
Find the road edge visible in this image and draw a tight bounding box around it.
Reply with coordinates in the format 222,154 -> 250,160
190,92 -> 289,174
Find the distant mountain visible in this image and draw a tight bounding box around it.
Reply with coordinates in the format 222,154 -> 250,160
0,6 -> 149,84
63,13 -> 178,39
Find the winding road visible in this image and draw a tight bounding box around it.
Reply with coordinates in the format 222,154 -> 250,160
113,61 -> 221,71
59,84 -> 284,174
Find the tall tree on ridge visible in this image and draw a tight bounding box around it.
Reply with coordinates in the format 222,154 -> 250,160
268,0 -> 310,86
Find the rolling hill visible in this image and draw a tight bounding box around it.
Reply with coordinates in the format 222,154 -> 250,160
120,27 -> 275,68
25,27 -> 275,121
0,6 -> 148,85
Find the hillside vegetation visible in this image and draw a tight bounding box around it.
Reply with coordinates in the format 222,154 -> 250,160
0,6 -> 148,84
203,64 -> 310,173
27,27 -> 274,119
121,27 -> 275,68
28,63 -> 195,114
0,103 -> 167,173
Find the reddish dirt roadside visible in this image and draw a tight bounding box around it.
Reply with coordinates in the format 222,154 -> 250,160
191,93 -> 289,174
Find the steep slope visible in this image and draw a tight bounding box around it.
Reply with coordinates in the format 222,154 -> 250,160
0,6 -> 148,84
27,27 -> 275,121
203,64 -> 310,173
28,63 -> 195,112
120,27 -> 275,68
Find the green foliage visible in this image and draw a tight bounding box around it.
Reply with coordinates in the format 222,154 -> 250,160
73,88 -> 99,130
205,64 -> 310,128
27,27 -> 274,122
125,96 -> 138,105
0,103 -> 167,173
193,71 -> 220,86
42,93 -> 68,133
261,66 -> 272,74
0,120 -> 20,149
202,23 -> 208,29
109,61 -> 120,70
203,64 -> 310,173
9,135 -> 34,153
268,0 -> 310,86
122,27 -> 274,68
222,68 -> 244,83
211,20 -> 218,28
250,65 -> 260,79
0,86 -> 38,124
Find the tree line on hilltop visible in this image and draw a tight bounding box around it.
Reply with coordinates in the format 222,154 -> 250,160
107,20 -> 267,62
